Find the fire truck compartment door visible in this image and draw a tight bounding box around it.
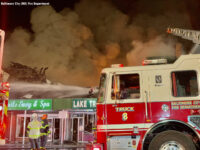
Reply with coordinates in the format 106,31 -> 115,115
107,136 -> 140,150
142,69 -> 171,122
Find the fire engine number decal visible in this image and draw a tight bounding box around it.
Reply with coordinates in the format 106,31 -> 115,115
122,112 -> 128,121
115,107 -> 134,112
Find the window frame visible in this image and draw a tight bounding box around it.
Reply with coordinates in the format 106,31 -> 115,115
171,70 -> 199,98
110,73 -> 141,101
97,73 -> 107,104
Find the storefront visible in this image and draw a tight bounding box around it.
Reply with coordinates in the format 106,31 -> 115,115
70,98 -> 96,143
6,98 -> 97,144
7,99 -> 53,144
53,98 -> 97,144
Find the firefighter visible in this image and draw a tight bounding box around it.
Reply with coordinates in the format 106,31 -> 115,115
27,113 -> 42,150
40,114 -> 50,150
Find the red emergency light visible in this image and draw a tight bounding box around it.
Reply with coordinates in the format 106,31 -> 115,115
86,143 -> 103,150
111,64 -> 124,68
167,28 -> 172,33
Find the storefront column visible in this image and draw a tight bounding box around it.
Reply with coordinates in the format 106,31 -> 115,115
22,110 -> 27,145
9,112 -> 13,142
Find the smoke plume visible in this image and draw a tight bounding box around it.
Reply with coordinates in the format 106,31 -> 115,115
4,0 -> 193,86
127,37 -> 175,66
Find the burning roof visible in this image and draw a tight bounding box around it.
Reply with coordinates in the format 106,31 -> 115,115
4,62 -> 48,83
3,62 -> 98,99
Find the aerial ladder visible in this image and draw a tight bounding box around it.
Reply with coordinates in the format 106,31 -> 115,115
0,29 -> 10,145
167,27 -> 200,53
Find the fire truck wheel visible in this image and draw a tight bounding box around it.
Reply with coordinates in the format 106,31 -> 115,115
148,130 -> 196,150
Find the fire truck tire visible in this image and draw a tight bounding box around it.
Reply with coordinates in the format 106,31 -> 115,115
148,130 -> 196,150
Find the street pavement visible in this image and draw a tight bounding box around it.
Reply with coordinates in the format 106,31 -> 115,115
0,142 -> 86,150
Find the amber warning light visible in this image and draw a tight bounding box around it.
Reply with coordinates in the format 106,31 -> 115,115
167,28 -> 172,33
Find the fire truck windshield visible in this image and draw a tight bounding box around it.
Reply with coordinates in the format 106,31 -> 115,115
98,73 -> 106,103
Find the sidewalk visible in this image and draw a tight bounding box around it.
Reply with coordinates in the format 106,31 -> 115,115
0,142 -> 86,150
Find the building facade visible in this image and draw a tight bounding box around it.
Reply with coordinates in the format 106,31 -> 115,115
6,98 -> 97,144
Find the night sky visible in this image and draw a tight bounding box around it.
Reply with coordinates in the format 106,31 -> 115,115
0,0 -> 200,86
0,0 -> 80,31
1,0 -> 200,31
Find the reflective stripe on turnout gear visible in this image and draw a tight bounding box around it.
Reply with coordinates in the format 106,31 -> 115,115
27,120 -> 42,139
41,124 -> 49,129
28,134 -> 41,138
40,133 -> 48,136
40,119 -> 50,135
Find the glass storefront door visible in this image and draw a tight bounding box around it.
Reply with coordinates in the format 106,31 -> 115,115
52,118 -> 60,142
70,112 -> 96,143
72,118 -> 78,142
16,114 -> 31,139
71,116 -> 84,142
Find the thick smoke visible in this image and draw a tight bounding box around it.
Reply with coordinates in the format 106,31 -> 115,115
4,6 -> 102,86
127,37 -> 175,66
4,0 -> 193,86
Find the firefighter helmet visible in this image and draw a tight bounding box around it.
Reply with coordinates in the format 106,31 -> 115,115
41,114 -> 47,120
32,113 -> 38,119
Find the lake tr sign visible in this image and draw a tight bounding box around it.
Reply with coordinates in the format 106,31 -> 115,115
87,27 -> 200,150
72,98 -> 96,110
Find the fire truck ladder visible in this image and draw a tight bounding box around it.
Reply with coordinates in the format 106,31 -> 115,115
167,27 -> 200,53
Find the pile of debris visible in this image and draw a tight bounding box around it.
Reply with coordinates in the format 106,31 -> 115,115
4,62 -> 48,83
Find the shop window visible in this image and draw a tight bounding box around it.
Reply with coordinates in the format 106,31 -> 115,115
111,74 -> 140,100
83,114 -> 95,142
171,70 -> 198,97
16,117 -> 31,138
54,119 -> 60,140
84,114 -> 95,133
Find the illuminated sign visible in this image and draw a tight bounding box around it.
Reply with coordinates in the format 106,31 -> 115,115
8,99 -> 52,110
72,98 -> 96,109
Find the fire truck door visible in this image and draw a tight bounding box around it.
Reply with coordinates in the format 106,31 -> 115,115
104,72 -> 148,149
106,72 -> 146,135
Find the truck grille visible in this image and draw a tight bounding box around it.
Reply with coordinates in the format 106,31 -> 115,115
188,115 -> 200,130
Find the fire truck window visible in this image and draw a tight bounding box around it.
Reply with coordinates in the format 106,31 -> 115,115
112,74 -> 140,100
98,74 -> 106,103
171,71 -> 198,97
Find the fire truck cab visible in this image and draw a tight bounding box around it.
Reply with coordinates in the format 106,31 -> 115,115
93,54 -> 200,150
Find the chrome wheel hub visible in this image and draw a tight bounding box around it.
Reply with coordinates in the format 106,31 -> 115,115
159,141 -> 185,150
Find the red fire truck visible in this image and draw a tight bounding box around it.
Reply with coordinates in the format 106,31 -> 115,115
0,29 -> 10,144
87,28 -> 200,150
